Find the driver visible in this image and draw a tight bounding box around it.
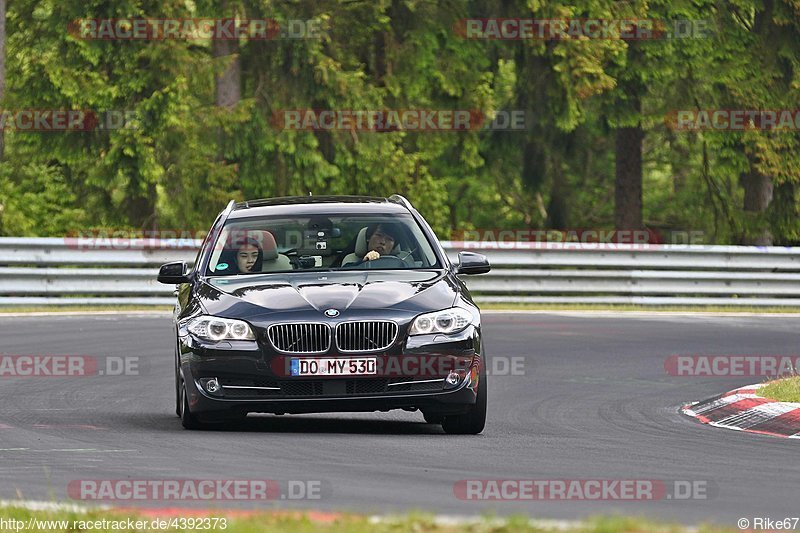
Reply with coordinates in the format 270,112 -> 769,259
362,224 -> 398,262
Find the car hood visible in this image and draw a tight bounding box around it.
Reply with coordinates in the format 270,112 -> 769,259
197,270 -> 460,319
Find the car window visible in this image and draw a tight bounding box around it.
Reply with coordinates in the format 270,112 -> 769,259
193,215 -> 223,272
205,213 -> 440,275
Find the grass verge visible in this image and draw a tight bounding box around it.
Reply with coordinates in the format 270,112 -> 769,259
757,376 -> 800,403
0,507 -> 740,532
479,302 -> 800,313
0,306 -> 172,313
0,303 -> 799,314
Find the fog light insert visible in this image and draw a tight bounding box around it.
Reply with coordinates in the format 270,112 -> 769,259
201,377 -> 221,394
444,371 -> 464,389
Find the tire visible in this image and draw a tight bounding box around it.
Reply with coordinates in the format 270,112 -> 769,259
225,412 -> 249,426
179,380 -> 205,430
442,365 -> 487,435
422,411 -> 444,424
174,336 -> 182,417
175,361 -> 181,417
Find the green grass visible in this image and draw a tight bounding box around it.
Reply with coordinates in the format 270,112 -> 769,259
0,305 -> 172,313
0,303 -> 798,314
479,302 -> 800,313
0,507 -> 741,532
758,376 -> 800,403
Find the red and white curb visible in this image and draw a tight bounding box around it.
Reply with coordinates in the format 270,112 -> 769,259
682,383 -> 800,438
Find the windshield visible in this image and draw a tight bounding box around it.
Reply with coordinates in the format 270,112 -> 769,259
205,213 -> 440,275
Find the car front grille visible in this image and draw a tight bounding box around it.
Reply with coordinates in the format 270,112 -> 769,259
335,321 -> 398,352
346,378 -> 390,394
266,320 -> 398,354
279,381 -> 324,396
279,379 -> 391,396
268,323 -> 331,353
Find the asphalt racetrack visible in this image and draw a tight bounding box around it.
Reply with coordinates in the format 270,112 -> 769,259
0,312 -> 797,526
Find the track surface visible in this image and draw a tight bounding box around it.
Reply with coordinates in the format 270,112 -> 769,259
0,312 -> 798,525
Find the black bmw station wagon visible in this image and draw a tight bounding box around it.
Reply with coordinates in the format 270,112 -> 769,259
158,195 -> 491,434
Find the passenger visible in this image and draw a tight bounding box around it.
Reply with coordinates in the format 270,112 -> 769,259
234,237 -> 264,273
218,236 -> 264,274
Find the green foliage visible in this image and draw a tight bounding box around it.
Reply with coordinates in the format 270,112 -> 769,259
0,162 -> 86,235
0,0 -> 798,243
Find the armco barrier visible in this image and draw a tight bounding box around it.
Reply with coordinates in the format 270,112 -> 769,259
1,238 -> 799,306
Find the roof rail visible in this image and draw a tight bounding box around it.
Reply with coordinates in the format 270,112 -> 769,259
388,194 -> 413,211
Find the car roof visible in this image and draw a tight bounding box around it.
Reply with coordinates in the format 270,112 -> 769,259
227,195 -> 412,219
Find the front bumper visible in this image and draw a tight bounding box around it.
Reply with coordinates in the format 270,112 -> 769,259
183,375 -> 479,417
179,325 -> 482,418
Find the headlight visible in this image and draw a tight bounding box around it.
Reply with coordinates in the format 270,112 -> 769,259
187,315 -> 255,342
408,307 -> 473,335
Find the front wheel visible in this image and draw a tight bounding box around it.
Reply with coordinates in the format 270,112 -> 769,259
179,380 -> 205,430
422,411 -> 444,424
442,365 -> 487,435
174,336 -> 182,417
175,363 -> 182,417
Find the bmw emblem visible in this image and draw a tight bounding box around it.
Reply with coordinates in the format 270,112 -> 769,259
324,308 -> 340,318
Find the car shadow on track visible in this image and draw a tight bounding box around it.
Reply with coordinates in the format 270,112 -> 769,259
125,413 -> 449,435
220,415 -> 448,435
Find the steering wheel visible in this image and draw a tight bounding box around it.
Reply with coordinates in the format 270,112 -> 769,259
350,255 -> 407,269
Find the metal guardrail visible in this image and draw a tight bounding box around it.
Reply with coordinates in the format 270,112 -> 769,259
1,237 -> 799,306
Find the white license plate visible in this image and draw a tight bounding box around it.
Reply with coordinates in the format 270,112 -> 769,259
290,357 -> 377,376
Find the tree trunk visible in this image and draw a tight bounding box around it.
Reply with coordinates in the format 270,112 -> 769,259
213,11 -> 240,167
614,39 -> 644,231
213,40 -> 240,108
0,0 -> 6,161
213,19 -> 240,109
738,0 -> 775,246
374,30 -> 387,84
546,153 -> 568,228
614,118 -> 643,230
275,151 -> 288,197
741,167 -> 773,245
127,181 -> 157,228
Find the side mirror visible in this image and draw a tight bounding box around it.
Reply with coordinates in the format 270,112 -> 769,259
456,251 -> 491,275
157,261 -> 191,284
